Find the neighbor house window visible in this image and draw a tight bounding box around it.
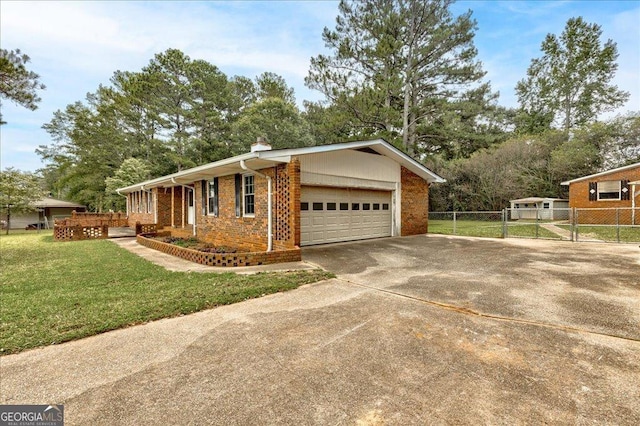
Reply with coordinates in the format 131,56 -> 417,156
597,180 -> 621,200
243,174 -> 255,216
543,203 -> 550,209
208,178 -> 219,216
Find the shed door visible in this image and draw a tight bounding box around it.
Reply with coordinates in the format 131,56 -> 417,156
300,186 -> 392,246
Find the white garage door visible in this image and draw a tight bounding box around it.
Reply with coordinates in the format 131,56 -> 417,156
300,186 -> 392,246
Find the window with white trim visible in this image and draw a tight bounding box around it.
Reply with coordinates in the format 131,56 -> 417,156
146,192 -> 153,213
597,180 -> 621,200
243,174 -> 255,216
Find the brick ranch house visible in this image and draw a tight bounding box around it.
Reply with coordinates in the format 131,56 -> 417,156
561,161 -> 640,225
118,139 -> 445,255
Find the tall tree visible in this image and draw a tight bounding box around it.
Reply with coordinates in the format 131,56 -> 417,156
306,0 -> 494,156
255,72 -> 296,104
516,17 -> 629,133
0,168 -> 46,234
231,98 -> 315,151
104,158 -> 151,211
0,48 -> 46,124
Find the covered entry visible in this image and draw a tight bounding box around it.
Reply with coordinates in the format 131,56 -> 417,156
300,186 -> 392,246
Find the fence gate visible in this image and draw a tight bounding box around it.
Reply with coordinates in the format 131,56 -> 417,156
428,208 -> 640,243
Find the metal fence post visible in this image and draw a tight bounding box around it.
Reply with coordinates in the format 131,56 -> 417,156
570,208 -> 574,242
453,211 -> 457,235
575,208 -> 579,242
504,208 -> 509,238
535,208 -> 539,239
616,208 -> 620,243
501,209 -> 506,238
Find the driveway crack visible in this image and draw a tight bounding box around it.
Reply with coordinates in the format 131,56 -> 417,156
336,278 -> 640,343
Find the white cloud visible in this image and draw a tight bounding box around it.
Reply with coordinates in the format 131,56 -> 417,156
1,0 -> 637,173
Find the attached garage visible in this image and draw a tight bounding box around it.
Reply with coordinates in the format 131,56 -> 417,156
300,186 -> 392,246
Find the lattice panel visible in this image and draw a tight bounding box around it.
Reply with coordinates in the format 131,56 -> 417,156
83,226 -> 104,238
275,164 -> 292,243
54,226 -> 75,241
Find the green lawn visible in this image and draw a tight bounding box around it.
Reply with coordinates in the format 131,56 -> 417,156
557,224 -> 640,243
428,219 -> 560,239
0,233 -> 333,355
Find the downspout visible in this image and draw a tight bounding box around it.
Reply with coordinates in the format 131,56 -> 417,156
240,160 -> 272,252
115,189 -> 129,217
171,178 -> 196,236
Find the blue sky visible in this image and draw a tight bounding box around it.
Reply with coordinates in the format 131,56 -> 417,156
1,0 -> 638,172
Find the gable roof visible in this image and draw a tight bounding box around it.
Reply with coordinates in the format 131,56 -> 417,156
561,162 -> 640,185
510,197 -> 567,203
33,197 -> 85,208
117,139 -> 445,193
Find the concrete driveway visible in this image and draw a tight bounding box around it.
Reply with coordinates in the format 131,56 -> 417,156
1,235 -> 639,425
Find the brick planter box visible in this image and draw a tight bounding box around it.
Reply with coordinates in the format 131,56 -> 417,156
136,234 -> 301,267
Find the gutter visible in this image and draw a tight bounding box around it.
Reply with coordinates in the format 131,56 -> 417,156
240,160 -> 273,252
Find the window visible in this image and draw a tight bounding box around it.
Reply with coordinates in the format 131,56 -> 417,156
208,178 -> 219,216
301,202 -> 309,211
597,180 -> 621,200
327,202 -> 337,210
235,174 -> 242,217
373,203 -> 380,210
382,203 -> 389,210
243,174 -> 255,216
363,203 -> 371,210
340,203 -> 349,211
543,202 -> 550,209
313,202 -> 323,211
352,203 -> 360,210
147,192 -> 153,213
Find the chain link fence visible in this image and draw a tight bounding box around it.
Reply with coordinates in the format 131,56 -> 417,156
429,207 -> 640,243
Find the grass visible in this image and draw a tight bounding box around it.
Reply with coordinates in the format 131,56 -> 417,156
557,224 -> 640,243
428,219 -> 560,239
0,233 -> 333,355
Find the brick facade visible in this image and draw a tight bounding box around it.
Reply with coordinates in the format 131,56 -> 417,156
567,164 -> 640,225
193,159 -> 300,252
400,166 -> 429,235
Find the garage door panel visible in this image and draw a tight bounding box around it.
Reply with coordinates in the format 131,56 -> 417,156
301,186 -> 392,246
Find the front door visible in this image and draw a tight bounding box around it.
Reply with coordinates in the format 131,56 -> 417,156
187,189 -> 195,225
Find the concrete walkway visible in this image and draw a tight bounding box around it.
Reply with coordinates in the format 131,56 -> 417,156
539,222 -> 572,240
109,237 -> 319,274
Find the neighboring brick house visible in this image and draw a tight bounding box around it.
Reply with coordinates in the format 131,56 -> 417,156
118,139 -> 444,252
561,162 -> 640,225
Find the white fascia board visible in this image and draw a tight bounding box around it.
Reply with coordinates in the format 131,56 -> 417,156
259,138 -> 445,183
561,162 -> 640,185
117,152 -> 259,193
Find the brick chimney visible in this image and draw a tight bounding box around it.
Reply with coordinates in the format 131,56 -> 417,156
251,136 -> 272,152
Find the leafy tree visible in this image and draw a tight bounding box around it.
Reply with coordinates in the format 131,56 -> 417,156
255,72 -> 296,104
598,112 -> 640,169
104,158 -> 151,211
306,0 -> 495,156
516,17 -> 629,132
0,48 -> 46,124
231,98 -> 315,151
0,168 -> 47,234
